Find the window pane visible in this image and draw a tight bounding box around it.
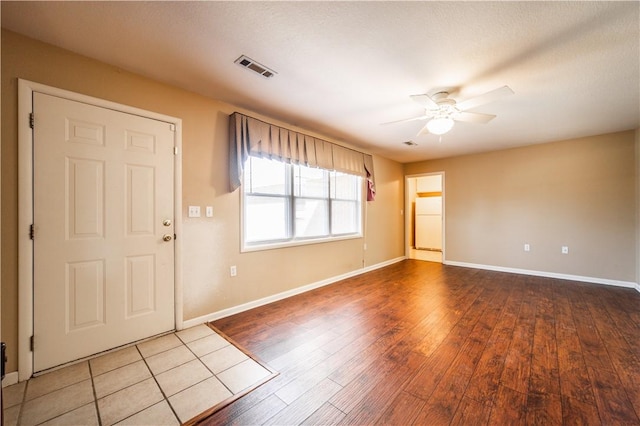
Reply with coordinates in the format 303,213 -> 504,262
331,172 -> 360,200
247,156 -> 287,195
294,165 -> 328,198
242,157 -> 363,249
332,200 -> 359,235
245,195 -> 289,242
295,198 -> 329,238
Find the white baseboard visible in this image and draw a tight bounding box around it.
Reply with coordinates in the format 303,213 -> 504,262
2,371 -> 19,388
183,256 -> 406,328
444,260 -> 639,291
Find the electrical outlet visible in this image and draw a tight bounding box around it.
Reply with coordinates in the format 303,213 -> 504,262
205,206 -> 213,217
524,243 -> 530,252
188,206 -> 200,218
230,265 -> 237,277
562,246 -> 569,254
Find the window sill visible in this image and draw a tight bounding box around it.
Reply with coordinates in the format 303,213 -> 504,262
241,233 -> 363,253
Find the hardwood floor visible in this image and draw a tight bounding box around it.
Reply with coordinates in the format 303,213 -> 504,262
200,260 -> 640,425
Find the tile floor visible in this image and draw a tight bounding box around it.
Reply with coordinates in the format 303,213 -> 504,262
3,324 -> 275,425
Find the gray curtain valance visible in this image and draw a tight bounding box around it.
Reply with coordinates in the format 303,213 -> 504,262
229,112 -> 376,200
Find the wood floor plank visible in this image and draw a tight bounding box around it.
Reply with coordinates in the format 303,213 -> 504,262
580,286 -> 640,415
225,394 -> 287,426
586,366 -> 639,424
565,286 -> 640,424
529,280 -> 561,396
450,396 -> 493,426
265,378 -> 342,426
526,392 -> 563,425
403,285 -> 489,401
567,286 -> 616,373
202,260 -> 640,426
328,322 -> 409,387
326,352 -> 397,414
561,395 -> 602,425
412,284 -> 484,358
498,286 -> 537,395
274,321 -> 394,405
487,385 -> 527,425
301,402 -> 346,425
553,283 -> 597,406
268,328 -> 340,371
336,351 -> 425,425
414,283 -> 510,424
377,391 -> 425,425
464,283 -> 521,405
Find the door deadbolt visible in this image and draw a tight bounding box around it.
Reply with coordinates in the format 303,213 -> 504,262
163,219 -> 172,227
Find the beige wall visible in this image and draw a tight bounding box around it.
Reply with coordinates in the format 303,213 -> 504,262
1,30 -> 405,373
405,131 -> 637,283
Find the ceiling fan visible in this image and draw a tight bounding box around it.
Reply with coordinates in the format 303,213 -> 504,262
387,85 -> 514,136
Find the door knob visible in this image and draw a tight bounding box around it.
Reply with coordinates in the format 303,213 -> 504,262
163,219 -> 172,227
162,234 -> 172,242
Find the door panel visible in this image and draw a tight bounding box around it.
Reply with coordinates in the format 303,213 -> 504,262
33,92 -> 175,372
126,165 -> 155,235
125,254 -> 156,317
67,158 -> 105,239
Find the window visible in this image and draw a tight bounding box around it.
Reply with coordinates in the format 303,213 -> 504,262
243,156 -> 362,249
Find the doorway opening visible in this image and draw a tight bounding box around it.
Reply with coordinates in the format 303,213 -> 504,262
406,172 -> 444,263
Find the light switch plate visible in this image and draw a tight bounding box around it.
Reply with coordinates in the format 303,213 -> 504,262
188,206 -> 200,218
206,206 -> 213,217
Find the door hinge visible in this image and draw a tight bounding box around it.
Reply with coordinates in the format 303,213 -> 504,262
169,123 -> 176,132
29,112 -> 35,129
173,146 -> 179,155
30,224 -> 35,240
30,335 -> 35,351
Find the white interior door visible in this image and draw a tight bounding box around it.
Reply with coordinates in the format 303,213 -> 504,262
33,92 -> 176,372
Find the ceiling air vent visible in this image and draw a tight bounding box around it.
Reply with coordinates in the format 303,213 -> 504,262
403,141 -> 418,146
234,55 -> 277,79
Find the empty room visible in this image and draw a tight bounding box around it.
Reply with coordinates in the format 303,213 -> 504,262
1,1 -> 639,425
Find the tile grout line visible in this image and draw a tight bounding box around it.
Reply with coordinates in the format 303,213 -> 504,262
119,339 -> 182,425
179,331 -> 237,397
109,329 -> 221,424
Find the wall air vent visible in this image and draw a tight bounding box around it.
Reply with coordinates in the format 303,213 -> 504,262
234,55 -> 277,79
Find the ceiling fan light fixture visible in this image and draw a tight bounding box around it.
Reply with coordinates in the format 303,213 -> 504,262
426,117 -> 454,135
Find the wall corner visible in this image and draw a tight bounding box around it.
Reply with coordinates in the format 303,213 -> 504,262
636,128 -> 640,286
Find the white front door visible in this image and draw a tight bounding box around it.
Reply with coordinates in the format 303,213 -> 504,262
33,92 -> 176,372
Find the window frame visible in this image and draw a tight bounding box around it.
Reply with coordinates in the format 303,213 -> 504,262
241,156 -> 364,252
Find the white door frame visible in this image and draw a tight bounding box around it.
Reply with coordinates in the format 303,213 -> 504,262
404,172 -> 445,261
17,79 -> 184,381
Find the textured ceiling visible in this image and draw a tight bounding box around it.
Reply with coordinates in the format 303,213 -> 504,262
2,1 -> 639,163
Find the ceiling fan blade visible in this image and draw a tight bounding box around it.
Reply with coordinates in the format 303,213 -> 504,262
410,94 -> 439,109
454,111 -> 496,124
381,114 -> 431,125
417,122 -> 431,136
456,85 -> 514,111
